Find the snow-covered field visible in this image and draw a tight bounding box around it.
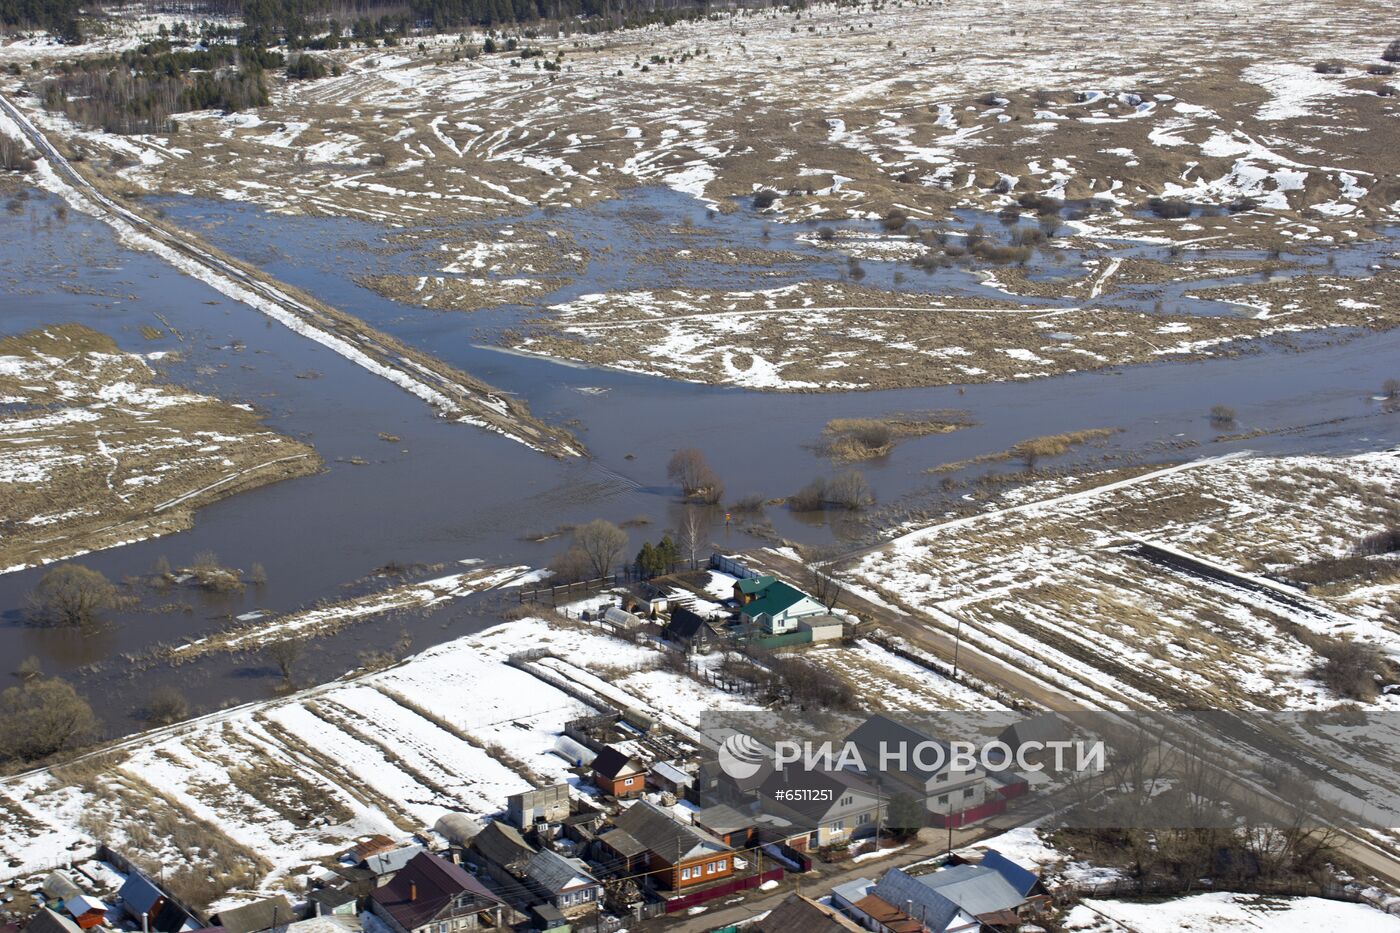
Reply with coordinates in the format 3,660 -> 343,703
4,0 -> 1398,390
0,615 -> 755,905
1064,891 -> 1400,931
850,451 -> 1400,710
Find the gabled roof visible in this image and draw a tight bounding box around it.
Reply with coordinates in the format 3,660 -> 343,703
845,714 -> 951,781
65,896 -> 105,918
370,852 -> 501,933
472,821 -> 536,872
597,828 -> 647,859
307,886 -> 357,911
650,761 -> 693,788
739,581 -> 811,620
758,767 -> 879,824
871,869 -> 960,933
118,873 -> 165,917
215,895 -> 294,933
692,803 -> 752,837
591,747 -> 644,781
609,800 -> 729,864
523,849 -> 598,896
918,863 -> 1024,918
24,909 -> 83,933
849,895 -> 924,933
665,607 -> 717,641
736,576 -> 776,595
363,845 -> 426,877
351,834 -> 398,862
759,895 -> 864,933
980,849 -> 1039,898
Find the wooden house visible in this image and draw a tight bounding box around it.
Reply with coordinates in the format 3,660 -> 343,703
598,800 -> 733,890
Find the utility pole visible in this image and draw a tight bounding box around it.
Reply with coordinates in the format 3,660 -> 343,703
951,615 -> 963,680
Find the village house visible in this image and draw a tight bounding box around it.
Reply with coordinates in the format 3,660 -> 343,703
735,578 -> 826,635
507,785 -> 571,831
865,855 -> 1045,933
832,878 -> 947,933
691,803 -> 755,848
214,895 -> 295,933
845,715 -> 1001,829
368,852 -> 504,933
469,821 -> 538,894
757,895 -> 866,933
759,768 -> 884,849
598,800 -> 734,890
519,849 -> 602,917
662,607 -> 722,654
590,747 -> 646,799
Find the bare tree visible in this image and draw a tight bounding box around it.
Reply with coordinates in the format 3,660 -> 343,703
668,448 -> 722,501
265,639 -> 305,682
0,677 -> 99,763
548,546 -> 593,583
26,564 -> 120,627
802,546 -> 847,611
573,519 -> 628,578
676,508 -> 708,569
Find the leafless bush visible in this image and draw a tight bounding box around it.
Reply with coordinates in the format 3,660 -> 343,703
752,188 -> 779,209
547,546 -> 593,583
0,135 -> 35,172
1384,39 -> 1400,62
1148,197 -> 1193,219
1209,405 -> 1237,428
1312,60 -> 1345,74
1313,638 -> 1390,701
143,686 -> 189,726
264,639 -> 304,682
1357,528 -> 1400,556
828,470 -> 874,509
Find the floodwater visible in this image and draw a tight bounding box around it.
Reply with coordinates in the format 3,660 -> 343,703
1,184 -> 1397,735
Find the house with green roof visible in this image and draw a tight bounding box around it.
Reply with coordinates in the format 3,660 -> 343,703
736,577 -> 826,634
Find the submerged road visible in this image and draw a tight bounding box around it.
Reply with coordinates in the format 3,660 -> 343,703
0,90 -> 581,458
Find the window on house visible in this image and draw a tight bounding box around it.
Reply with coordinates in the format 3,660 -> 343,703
963,787 -> 976,799
937,794 -> 949,806
830,819 -> 845,832
717,859 -> 727,871
681,867 -> 691,880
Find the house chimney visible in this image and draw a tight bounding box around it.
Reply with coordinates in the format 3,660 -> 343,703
410,882 -> 418,902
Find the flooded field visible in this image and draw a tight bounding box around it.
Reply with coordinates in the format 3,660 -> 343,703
1,183 -> 1398,736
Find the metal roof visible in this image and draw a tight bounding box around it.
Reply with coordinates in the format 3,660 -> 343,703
118,873 -> 164,917
919,863 -> 1025,917
523,849 -> 598,895
363,845 -> 426,877
651,761 -> 693,787
980,849 -> 1039,898
215,895 -> 295,933
736,576 -> 776,595
692,803 -> 752,836
739,582 -> 810,620
870,868 -> 960,933
609,800 -> 728,864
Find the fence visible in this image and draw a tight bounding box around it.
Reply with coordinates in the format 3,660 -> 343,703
663,867 -> 786,914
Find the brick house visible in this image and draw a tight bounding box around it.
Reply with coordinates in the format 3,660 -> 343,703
591,747 -> 646,798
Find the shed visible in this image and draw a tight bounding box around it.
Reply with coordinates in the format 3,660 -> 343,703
23,909 -> 83,933
662,608 -> 720,653
590,747 -> 645,798
648,761 -> 693,794
214,895 -> 295,933
692,803 -> 754,847
64,896 -> 106,930
798,614 -> 845,642
507,785 -> 571,830
117,872 -> 166,928
307,886 -> 358,918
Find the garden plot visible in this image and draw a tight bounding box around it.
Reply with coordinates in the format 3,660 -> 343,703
0,615 -> 768,902
795,639 -> 1012,712
0,324 -> 320,572
850,451 -> 1400,711
512,279 -> 1400,390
